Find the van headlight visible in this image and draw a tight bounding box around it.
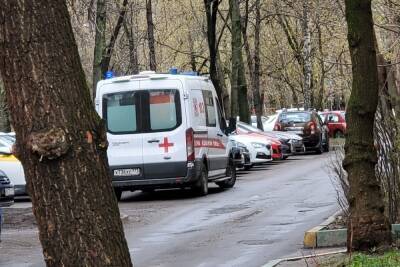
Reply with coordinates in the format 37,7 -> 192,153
251,142 -> 265,148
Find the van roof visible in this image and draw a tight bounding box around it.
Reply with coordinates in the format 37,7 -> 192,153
97,71 -> 211,87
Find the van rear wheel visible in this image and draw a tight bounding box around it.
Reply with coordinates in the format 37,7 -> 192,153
114,188 -> 122,201
192,163 -> 208,196
216,158 -> 236,189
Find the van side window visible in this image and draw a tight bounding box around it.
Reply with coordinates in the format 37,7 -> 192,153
202,90 -> 216,127
103,92 -> 138,134
215,97 -> 227,132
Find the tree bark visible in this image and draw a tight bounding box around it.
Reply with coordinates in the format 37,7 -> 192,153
92,0 -> 107,99
302,0 -> 312,110
146,0 -> 157,71
0,1 -> 133,266
100,0 -> 129,75
204,0 -> 224,103
343,0 -> 391,251
230,0 -> 250,122
0,80 -> 11,132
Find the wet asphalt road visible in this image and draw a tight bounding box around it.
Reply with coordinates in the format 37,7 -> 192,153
0,152 -> 338,267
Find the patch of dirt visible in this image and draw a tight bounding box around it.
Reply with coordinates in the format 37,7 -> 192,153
325,214 -> 347,230
3,207 -> 36,229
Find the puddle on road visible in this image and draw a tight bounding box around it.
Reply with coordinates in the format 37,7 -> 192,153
209,204 -> 250,215
238,239 -> 279,246
295,202 -> 334,209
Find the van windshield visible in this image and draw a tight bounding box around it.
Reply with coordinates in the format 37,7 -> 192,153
103,89 -> 181,134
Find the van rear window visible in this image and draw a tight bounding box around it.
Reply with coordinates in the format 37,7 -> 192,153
103,92 -> 138,134
103,89 -> 181,134
149,90 -> 179,131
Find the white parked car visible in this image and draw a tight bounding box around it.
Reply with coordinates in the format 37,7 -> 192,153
0,133 -> 26,196
96,70 -> 237,199
229,134 -> 272,170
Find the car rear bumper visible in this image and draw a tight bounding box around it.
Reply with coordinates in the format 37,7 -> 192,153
0,185 -> 14,207
14,184 -> 27,196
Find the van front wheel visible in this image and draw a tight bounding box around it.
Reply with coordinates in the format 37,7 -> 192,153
192,163 -> 208,196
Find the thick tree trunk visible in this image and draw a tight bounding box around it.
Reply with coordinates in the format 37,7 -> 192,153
343,0 -> 391,251
0,1 -> 133,266
302,0 -> 312,110
146,0 -> 157,71
92,0 -> 107,99
230,0 -> 250,122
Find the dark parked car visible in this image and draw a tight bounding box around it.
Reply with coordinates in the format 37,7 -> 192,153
275,110 -> 329,154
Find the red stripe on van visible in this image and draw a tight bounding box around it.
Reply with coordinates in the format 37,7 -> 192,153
150,94 -> 173,104
194,138 -> 225,149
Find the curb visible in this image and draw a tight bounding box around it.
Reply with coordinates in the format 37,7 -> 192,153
303,210 -> 341,248
303,211 -> 400,248
261,249 -> 347,267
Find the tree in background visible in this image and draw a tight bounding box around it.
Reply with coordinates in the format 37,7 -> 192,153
230,0 -> 250,122
146,0 -> 157,71
343,0 -> 391,251
0,1 -> 133,265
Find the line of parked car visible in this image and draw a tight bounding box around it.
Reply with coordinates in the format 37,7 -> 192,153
0,71 -> 347,204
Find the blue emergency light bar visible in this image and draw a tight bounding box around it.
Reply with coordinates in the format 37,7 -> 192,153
105,70 -> 114,79
169,68 -> 198,76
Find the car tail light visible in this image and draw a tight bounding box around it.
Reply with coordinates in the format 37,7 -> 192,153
186,128 -> 195,161
308,121 -> 316,134
274,122 -> 281,131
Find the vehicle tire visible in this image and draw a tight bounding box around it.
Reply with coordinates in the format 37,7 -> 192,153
323,136 -> 330,152
315,137 -> 323,155
244,164 -> 252,171
334,130 -> 344,139
192,163 -> 208,196
114,188 -> 122,201
216,158 -> 237,189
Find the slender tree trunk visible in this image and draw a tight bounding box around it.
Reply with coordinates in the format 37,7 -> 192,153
343,0 -> 391,251
253,0 -> 263,129
0,1 -> 133,266
100,0 -> 129,75
230,0 -> 250,122
188,30 -> 197,72
204,0 -> 224,103
146,0 -> 157,71
124,20 -> 139,74
92,0 -> 107,99
302,0 -> 312,109
316,21 -> 325,111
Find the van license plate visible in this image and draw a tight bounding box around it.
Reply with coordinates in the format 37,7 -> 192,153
5,188 -> 14,196
114,168 -> 141,177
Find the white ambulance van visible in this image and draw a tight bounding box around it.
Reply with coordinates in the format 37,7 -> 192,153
96,71 -> 237,199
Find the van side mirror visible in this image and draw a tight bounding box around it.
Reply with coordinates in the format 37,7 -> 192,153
226,118 -> 237,135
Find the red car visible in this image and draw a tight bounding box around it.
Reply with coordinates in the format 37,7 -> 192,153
320,111 -> 346,138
